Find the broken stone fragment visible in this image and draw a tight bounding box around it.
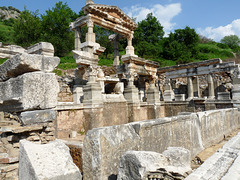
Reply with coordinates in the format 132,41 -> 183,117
19,139 -> 82,180
0,53 -> 60,82
0,72 -> 59,112
117,151 -> 169,180
19,109 -> 57,125
26,42 -> 55,57
117,149 -> 192,180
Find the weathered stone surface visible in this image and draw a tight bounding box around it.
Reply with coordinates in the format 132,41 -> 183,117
27,42 -> 55,57
185,132 -> 240,180
118,149 -> 192,180
117,151 -> 169,180
162,147 -> 191,169
19,139 -> 82,180
19,109 -> 57,125
0,72 -> 59,112
0,45 -> 25,59
83,124 -> 140,180
0,53 -> 60,81
83,108 -> 240,180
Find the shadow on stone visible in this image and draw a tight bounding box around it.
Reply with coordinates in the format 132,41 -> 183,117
108,174 -> 117,180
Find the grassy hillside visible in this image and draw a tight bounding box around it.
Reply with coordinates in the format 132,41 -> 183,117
0,21 -> 236,70
0,21 -> 14,44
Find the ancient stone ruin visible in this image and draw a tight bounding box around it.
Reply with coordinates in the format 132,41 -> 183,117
1,0 -> 240,179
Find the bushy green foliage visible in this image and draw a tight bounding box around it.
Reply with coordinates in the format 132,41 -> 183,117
221,35 -> 240,52
133,13 -> 164,57
162,26 -> 200,64
13,8 -> 42,47
0,21 -> 14,44
57,56 -> 77,70
95,26 -> 114,59
41,2 -> 77,56
197,43 -> 234,60
98,58 -> 114,66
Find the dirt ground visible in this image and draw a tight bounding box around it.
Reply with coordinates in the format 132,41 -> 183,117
191,128 -> 240,169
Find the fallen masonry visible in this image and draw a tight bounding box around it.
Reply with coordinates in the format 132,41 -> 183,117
0,72 -> 59,112
19,139 -> 82,180
83,108 -> 240,179
0,53 -> 60,82
117,148 -> 192,180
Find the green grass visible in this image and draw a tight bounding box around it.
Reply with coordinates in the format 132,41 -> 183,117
197,43 -> 234,60
57,56 -> 77,70
0,21 -> 14,44
98,58 -> 114,66
0,58 -> 7,65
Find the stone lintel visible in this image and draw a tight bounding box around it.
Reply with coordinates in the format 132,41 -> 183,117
26,42 -> 54,57
121,56 -> 159,68
162,61 -> 237,79
158,58 -> 222,74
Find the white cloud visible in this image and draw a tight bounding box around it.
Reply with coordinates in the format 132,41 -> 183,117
198,19 -> 240,42
125,3 -> 182,34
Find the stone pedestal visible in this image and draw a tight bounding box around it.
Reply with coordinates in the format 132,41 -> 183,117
124,81 -> 139,103
163,90 -> 175,101
217,92 -> 231,101
175,94 -> 186,101
147,84 -> 160,104
83,82 -> 103,105
73,85 -> 83,104
163,80 -> 174,101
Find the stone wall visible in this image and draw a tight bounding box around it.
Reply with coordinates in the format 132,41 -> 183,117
0,112 -> 55,180
83,108 -> 240,179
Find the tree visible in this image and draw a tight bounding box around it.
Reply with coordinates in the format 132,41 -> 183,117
163,26 -> 199,63
220,35 -> 240,52
133,13 -> 164,57
41,1 -> 77,56
95,26 -> 114,59
13,8 -> 42,47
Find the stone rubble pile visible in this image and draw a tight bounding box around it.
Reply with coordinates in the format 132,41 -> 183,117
0,42 -> 61,179
0,112 -> 56,179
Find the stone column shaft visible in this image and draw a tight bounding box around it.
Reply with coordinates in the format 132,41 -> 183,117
187,76 -> 194,100
86,20 -> 95,43
208,74 -> 215,99
113,36 -> 120,66
75,28 -> 81,51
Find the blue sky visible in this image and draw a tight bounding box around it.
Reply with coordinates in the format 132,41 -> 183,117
1,0 -> 240,42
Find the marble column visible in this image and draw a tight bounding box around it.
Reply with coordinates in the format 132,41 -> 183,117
125,32 -> 135,56
74,27 -> 81,51
113,34 -> 120,66
86,20 -> 95,43
193,76 -> 200,98
207,74 -> 215,99
187,76 -> 194,100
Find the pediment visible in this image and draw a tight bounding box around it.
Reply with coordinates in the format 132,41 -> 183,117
83,4 -> 137,31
